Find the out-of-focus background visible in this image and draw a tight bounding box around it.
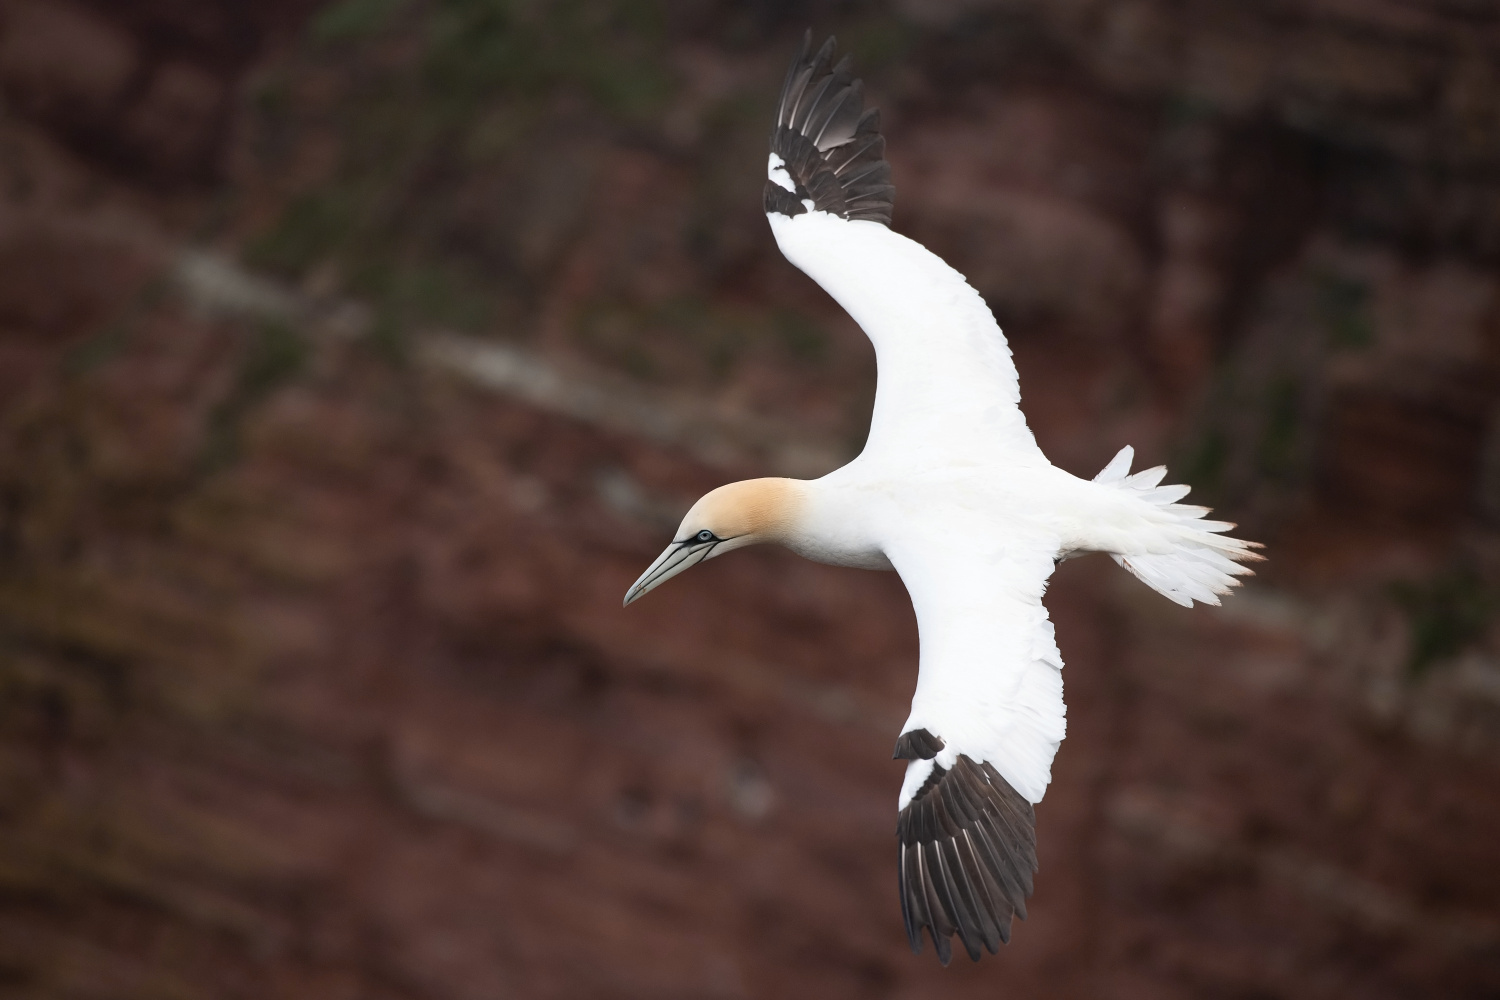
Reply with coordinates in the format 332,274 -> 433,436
2,0 -> 1499,996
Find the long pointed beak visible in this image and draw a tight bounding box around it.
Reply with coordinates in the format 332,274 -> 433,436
623,539 -> 716,606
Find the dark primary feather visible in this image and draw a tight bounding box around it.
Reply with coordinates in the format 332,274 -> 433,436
896,755 -> 1038,964
893,728 -> 945,760
765,31 -> 894,226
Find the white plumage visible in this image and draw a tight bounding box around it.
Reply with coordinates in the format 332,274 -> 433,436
624,34 -> 1262,965
766,208 -> 1257,806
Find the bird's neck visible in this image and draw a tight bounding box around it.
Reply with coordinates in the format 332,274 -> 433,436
717,477 -> 808,544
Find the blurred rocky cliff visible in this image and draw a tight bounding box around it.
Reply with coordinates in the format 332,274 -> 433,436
2,0 -> 1500,997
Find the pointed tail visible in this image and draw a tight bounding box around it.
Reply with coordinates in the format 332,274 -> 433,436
1093,446 -> 1264,608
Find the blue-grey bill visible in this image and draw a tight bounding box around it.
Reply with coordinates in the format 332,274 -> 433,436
622,540 -> 715,606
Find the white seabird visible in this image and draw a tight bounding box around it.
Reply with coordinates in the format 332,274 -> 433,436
623,34 -> 1263,965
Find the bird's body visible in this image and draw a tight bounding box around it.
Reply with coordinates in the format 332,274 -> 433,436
625,34 -> 1262,966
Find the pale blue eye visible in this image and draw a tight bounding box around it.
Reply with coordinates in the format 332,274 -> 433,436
696,530 -> 714,542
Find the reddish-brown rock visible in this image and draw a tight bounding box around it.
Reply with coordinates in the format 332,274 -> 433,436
2,2 -> 1500,998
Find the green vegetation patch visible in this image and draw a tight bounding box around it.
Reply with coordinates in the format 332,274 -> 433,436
311,0 -> 409,42
1181,428 -> 1228,498
574,296 -> 830,384
246,0 -> 683,349
422,0 -> 674,122
1256,375 -> 1302,479
1313,270 -> 1375,350
245,191 -> 361,279
201,321 -> 309,474
1391,565 -> 1496,677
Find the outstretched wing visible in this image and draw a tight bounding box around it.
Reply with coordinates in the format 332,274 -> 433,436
766,35 -> 1046,467
885,518 -> 1066,964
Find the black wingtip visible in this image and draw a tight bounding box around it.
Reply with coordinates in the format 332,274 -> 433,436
896,754 -> 1039,964
893,728 -> 945,760
766,33 -> 893,226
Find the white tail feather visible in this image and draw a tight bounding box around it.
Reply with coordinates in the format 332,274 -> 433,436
1093,445 -> 1134,484
1094,446 -> 1263,608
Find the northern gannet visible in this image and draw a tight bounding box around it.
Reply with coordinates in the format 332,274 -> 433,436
623,34 -> 1263,965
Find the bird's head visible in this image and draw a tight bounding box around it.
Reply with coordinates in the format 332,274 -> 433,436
623,477 -> 803,606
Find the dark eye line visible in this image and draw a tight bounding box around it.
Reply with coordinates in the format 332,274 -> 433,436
678,530 -> 728,546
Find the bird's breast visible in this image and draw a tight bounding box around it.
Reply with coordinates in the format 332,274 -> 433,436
783,534 -> 895,571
